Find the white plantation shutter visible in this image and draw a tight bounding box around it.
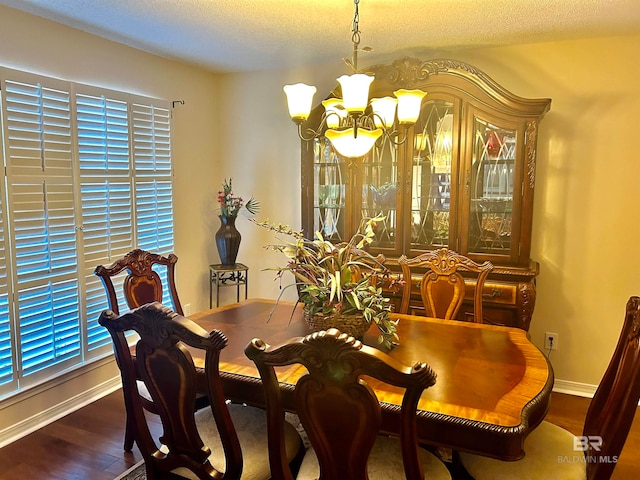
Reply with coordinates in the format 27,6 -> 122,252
0,96 -> 14,395
131,99 -> 176,307
2,71 -> 81,384
0,67 -> 175,398
76,87 -> 134,355
132,100 -> 173,246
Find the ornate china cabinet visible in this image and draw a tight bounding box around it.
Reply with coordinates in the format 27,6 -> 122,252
300,58 -> 550,330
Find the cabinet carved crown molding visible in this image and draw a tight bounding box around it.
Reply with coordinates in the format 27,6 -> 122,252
366,57 -> 486,87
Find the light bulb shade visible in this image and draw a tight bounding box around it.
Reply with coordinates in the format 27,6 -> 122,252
337,74 -> 374,114
370,96 -> 398,128
414,133 -> 428,151
395,89 -> 427,124
284,83 -> 317,124
325,127 -> 382,158
322,98 -> 346,129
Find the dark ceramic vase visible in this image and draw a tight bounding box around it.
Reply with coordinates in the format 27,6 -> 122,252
215,215 -> 241,265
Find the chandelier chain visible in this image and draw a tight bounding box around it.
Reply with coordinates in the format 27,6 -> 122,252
351,0 -> 361,71
352,0 -> 361,47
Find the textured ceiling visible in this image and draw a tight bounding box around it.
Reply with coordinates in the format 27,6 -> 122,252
1,0 -> 640,73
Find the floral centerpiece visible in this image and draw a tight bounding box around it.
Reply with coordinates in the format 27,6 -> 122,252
217,178 -> 259,218
215,178 -> 259,265
254,216 -> 400,348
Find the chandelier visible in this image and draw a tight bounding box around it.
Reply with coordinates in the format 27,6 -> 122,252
283,0 -> 427,158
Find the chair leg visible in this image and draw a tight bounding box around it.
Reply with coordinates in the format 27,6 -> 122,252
124,413 -> 135,452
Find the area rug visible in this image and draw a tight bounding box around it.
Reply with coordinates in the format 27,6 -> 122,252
114,460 -> 145,480
111,413 -> 306,480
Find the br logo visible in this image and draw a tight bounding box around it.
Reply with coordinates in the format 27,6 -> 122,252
573,435 -> 603,452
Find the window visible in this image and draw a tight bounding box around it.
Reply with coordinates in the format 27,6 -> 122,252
0,67 -> 174,398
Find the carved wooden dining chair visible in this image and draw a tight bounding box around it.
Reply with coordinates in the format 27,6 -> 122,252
245,328 -> 452,480
459,295 -> 640,480
94,248 -> 183,316
95,248 -> 187,451
398,248 -> 493,322
100,302 -> 303,480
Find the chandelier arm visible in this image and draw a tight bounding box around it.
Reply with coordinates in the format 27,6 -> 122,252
379,127 -> 411,147
358,114 -> 375,130
296,114 -> 332,142
364,114 -> 409,147
372,112 -> 382,126
357,114 -> 396,145
359,114 -> 409,146
357,113 -> 410,147
386,130 -> 409,147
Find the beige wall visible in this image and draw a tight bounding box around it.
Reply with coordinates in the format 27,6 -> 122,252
462,37 -> 640,390
1,2 -> 639,442
218,35 -> 640,390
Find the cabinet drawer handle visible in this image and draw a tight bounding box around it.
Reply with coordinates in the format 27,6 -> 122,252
483,289 -> 502,299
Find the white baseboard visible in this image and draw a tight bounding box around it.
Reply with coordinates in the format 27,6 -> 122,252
0,376 -> 121,448
552,379 -> 640,407
552,379 -> 596,398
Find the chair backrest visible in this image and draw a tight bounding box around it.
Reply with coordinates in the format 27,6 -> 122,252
583,296 -> 640,480
398,248 -> 493,322
99,302 -> 243,479
245,328 -> 437,480
94,248 -> 183,315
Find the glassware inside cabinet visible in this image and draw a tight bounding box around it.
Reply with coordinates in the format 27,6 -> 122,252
469,119 -> 516,254
313,137 -> 346,241
361,133 -> 398,248
410,99 -> 455,249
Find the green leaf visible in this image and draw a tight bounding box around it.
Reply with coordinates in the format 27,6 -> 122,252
350,291 -> 361,310
329,273 -> 337,302
244,196 -> 260,215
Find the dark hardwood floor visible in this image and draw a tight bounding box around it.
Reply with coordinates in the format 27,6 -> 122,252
0,391 -> 159,480
0,390 -> 637,479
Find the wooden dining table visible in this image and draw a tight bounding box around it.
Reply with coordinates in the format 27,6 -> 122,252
189,298 -> 553,461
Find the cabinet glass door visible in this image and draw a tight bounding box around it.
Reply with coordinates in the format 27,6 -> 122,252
313,138 -> 346,242
361,135 -> 399,249
468,118 -> 517,255
410,99 -> 455,250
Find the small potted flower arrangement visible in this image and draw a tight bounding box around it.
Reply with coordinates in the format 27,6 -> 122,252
215,178 -> 259,265
254,216 -> 400,348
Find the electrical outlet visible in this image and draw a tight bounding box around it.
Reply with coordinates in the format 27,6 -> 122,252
545,332 -> 558,351
184,303 -> 192,317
